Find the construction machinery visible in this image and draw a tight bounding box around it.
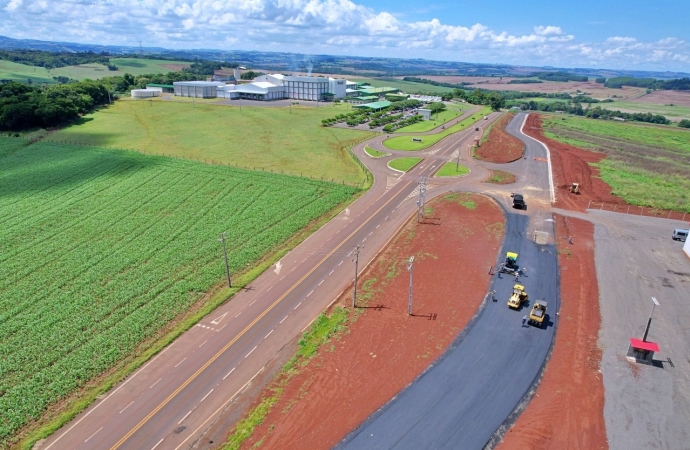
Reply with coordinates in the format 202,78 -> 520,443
507,284 -> 528,309
568,182 -> 580,194
528,300 -> 548,327
500,252 -> 519,275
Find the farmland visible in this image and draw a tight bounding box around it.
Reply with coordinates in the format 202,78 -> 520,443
0,137 -> 358,442
0,59 -> 54,84
542,115 -> 690,211
47,100 -> 372,185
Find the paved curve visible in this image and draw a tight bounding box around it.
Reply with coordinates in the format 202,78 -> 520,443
336,113 -> 562,449
41,107 -> 500,450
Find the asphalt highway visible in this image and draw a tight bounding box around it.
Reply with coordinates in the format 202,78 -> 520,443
337,113 -> 561,449
42,107 -> 499,450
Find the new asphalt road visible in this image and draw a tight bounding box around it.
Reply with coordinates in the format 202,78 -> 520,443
337,112 -> 562,450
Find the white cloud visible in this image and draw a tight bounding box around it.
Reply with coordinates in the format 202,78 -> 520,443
0,0 -> 688,71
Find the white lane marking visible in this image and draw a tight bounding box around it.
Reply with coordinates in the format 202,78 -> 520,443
291,267 -> 295,271
151,438 -> 165,450
178,410 -> 192,425
267,285 -> 273,291
348,252 -> 353,257
199,340 -> 208,348
246,346 -> 257,358
119,401 -> 134,414
376,224 -> 380,229
84,427 -> 103,443
200,389 -> 214,403
329,270 -> 334,276
149,378 -> 162,389
265,329 -> 274,339
210,312 -> 227,325
280,276 -> 285,280
223,368 -> 236,380
327,236 -> 332,241
294,302 -> 302,310
362,237 -> 367,242
385,216 -> 389,220
174,358 -> 186,368
369,231 -> 373,236
280,315 -> 288,324
217,324 -> 227,332
338,261 -> 343,266
43,337 -> 179,449
318,280 -> 324,286
307,290 -> 314,297
235,312 -> 241,318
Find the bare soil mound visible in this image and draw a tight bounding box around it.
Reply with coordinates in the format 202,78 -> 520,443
497,215 -> 606,450
522,114 -> 625,211
475,113 -> 525,163
235,193 -> 505,450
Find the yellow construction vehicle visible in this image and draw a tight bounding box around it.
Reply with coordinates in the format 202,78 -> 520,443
568,182 -> 580,194
507,284 -> 528,309
499,252 -> 519,275
528,300 -> 548,327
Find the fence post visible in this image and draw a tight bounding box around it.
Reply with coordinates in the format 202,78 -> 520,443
588,200 -> 591,209
627,205 -> 630,214
614,204 -> 617,212
640,207 -> 644,215
668,210 -> 672,219
600,202 -> 604,210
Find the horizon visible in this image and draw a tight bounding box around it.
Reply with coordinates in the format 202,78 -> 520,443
1,0 -> 689,73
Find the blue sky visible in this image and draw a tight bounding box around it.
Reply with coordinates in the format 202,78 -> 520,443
1,0 -> 689,72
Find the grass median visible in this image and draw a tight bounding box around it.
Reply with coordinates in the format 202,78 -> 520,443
435,162 -> 469,177
383,105 -> 492,151
388,157 -> 423,172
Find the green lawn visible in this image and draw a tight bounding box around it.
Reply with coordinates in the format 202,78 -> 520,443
395,104 -> 471,133
47,100 -> 372,184
435,162 -> 470,177
0,137 -> 358,443
351,77 -> 457,95
0,60 -> 54,84
543,114 -> 690,211
365,146 -> 388,158
388,157 -> 423,172
383,106 -> 492,151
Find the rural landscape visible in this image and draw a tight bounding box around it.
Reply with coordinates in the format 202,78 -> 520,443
1,1 -> 690,450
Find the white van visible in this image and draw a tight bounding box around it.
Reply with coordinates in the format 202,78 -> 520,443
672,229 -> 688,242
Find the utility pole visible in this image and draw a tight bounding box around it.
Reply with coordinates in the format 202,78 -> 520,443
407,256 -> 415,315
642,297 -> 660,341
352,245 -> 362,308
218,232 -> 231,287
416,177 -> 428,223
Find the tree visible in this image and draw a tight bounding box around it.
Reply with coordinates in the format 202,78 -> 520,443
679,119 -> 690,128
488,93 -> 505,111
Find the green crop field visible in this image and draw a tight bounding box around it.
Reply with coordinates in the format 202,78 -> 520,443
395,104 -> 471,133
543,115 -> 690,211
435,162 -> 469,177
47,100 -> 372,184
604,100 -> 690,121
383,106 -> 492,151
388,157 -> 423,172
0,137 -> 358,442
0,60 -> 54,84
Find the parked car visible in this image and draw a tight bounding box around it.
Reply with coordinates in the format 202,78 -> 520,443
672,228 -> 688,242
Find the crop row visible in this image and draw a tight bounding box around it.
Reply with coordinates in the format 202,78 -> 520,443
0,138 -> 357,440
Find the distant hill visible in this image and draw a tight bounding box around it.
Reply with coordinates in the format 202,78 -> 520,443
1,35 -> 688,80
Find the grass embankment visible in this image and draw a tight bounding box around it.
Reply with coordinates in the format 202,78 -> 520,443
224,308 -> 350,450
435,162 -> 469,177
47,100 -> 374,185
395,104 -> 471,133
606,100 -> 690,121
0,137 -> 359,447
365,146 -> 388,158
0,58 -> 191,83
383,106 -> 492,151
388,157 -> 423,172
543,115 -> 690,211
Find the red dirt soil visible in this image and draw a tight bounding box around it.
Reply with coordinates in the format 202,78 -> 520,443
521,114 -> 624,212
236,193 -> 505,450
497,215 -> 607,450
476,113 -> 525,163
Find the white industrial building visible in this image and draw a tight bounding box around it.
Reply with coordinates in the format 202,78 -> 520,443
174,74 -> 351,102
131,88 -> 161,98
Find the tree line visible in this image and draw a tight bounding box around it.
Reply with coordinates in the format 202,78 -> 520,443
0,50 -> 112,70
514,100 -> 670,124
604,76 -> 690,90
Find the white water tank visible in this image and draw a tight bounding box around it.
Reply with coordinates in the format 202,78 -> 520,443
131,89 -> 160,98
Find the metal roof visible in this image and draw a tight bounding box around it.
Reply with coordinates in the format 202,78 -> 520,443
630,338 -> 660,352
352,101 -> 392,110
146,83 -> 174,88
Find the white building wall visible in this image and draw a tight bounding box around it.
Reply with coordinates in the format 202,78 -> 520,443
684,235 -> 690,259
328,78 -> 347,98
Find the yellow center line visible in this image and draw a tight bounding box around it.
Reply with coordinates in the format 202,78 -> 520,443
110,177 -> 415,449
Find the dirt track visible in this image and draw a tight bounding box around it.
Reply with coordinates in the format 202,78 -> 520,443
238,194 -> 504,449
